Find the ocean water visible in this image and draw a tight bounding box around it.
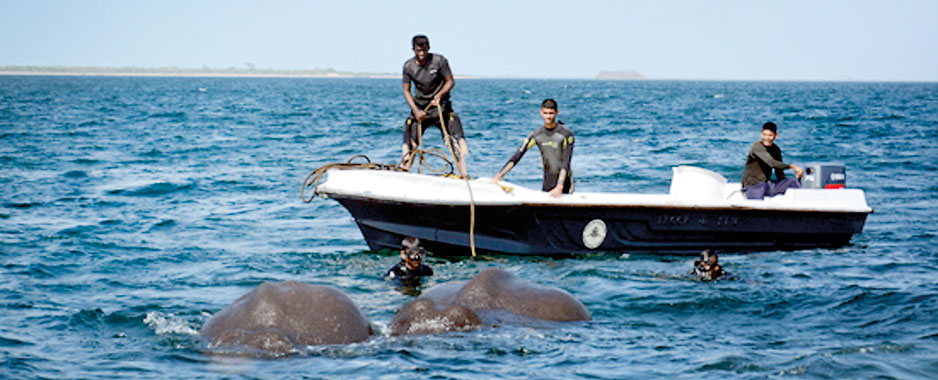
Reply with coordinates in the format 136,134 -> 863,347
2,75 -> 937,379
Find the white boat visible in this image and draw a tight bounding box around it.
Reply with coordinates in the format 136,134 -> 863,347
313,165 -> 872,256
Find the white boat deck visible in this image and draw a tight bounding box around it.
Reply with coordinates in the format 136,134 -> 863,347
316,167 -> 872,213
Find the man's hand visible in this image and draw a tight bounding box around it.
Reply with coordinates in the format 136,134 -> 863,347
549,185 -> 563,198
492,163 -> 513,184
414,109 -> 427,123
791,164 -> 804,180
549,169 -> 567,198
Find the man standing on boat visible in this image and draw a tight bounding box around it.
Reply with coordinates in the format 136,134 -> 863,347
401,34 -> 469,178
493,98 -> 574,198
741,121 -> 803,200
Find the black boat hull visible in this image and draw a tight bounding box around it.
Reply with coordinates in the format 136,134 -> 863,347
333,195 -> 869,256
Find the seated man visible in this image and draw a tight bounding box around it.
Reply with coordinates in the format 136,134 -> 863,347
741,121 -> 803,200
386,237 -> 433,286
493,98 -> 574,198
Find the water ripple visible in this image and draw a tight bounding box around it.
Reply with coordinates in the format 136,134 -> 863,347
1,76 -> 937,379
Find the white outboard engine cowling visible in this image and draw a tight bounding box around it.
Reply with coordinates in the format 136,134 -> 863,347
801,163 -> 846,189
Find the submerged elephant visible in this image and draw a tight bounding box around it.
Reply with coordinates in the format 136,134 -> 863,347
200,281 -> 372,354
391,268 -> 590,335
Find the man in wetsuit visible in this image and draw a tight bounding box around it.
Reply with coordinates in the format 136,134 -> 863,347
386,237 -> 433,286
493,98 -> 574,198
741,121 -> 803,200
401,35 -> 469,178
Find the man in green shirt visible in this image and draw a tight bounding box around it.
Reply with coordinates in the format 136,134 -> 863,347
741,121 -> 803,200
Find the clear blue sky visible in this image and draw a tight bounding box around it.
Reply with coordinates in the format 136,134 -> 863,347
2,0 -> 936,81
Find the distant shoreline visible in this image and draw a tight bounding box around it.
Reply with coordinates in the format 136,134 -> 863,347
0,70 -> 400,79
4,66 -> 923,82
0,65 -> 631,80
0,65 -> 399,79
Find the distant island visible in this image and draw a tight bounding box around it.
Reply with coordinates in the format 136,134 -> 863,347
0,65 -> 397,78
596,70 -> 647,80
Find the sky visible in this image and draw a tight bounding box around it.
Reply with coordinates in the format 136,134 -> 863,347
1,0 -> 937,81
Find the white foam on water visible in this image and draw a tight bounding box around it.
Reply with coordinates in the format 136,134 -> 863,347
144,311 -> 200,336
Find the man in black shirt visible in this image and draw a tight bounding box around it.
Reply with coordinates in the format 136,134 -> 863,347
741,121 -> 803,200
386,237 -> 433,285
493,98 -> 574,198
401,35 -> 469,178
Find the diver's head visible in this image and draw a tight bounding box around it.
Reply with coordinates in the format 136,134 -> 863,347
694,249 -> 718,274
694,259 -> 710,274
401,237 -> 425,269
700,249 -> 718,265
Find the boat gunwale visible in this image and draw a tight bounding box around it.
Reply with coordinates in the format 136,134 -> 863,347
315,168 -> 873,214
319,191 -> 873,216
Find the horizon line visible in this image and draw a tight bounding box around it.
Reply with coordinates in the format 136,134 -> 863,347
0,65 -> 934,83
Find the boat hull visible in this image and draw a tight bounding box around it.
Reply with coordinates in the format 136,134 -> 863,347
331,195 -> 869,256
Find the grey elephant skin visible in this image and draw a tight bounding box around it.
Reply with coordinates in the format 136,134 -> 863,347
391,268 -> 590,335
200,281 -> 372,354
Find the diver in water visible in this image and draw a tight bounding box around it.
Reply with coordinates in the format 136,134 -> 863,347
690,249 -> 728,281
386,237 -> 433,286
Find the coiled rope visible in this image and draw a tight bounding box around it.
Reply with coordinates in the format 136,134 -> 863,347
401,145 -> 455,176
300,154 -> 401,203
301,104 -> 478,257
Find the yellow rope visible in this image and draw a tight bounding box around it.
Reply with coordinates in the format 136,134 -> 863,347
301,155 -> 402,203
412,103 -> 477,257
467,179 -> 477,257
401,145 -> 454,175
306,103 -> 479,258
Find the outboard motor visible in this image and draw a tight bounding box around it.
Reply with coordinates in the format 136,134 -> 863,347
801,163 -> 846,189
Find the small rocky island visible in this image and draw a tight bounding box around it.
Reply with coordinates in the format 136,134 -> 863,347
596,69 -> 647,80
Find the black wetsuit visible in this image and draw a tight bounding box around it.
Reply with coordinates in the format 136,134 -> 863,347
402,53 -> 464,147
503,123 -> 575,192
385,261 -> 433,284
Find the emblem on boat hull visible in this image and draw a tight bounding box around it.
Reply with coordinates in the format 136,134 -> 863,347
582,219 -> 607,249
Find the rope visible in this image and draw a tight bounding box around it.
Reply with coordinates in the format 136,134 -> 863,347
409,103 -> 462,176
301,155 -> 402,203
419,103 -> 478,258
304,103 -> 479,257
400,146 -> 454,176
466,175 -> 477,257
420,105 -> 461,174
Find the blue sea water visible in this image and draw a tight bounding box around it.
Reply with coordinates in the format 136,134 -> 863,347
1,75 -> 937,379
